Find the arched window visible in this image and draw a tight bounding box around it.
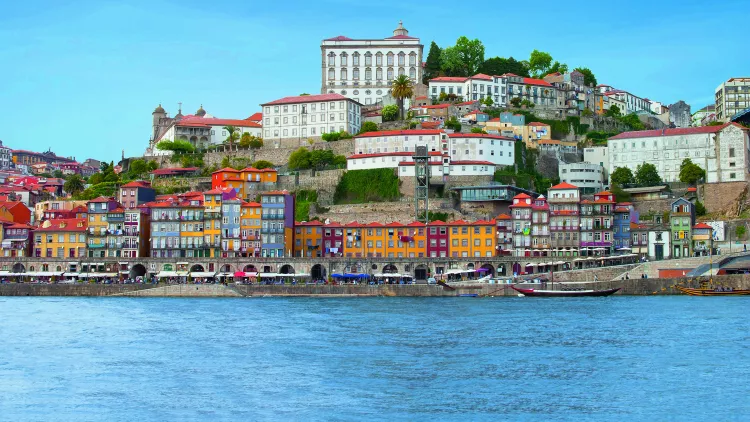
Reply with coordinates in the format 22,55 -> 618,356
352,52 -> 359,66
398,67 -> 405,77
409,52 -> 417,66
387,68 -> 394,80
409,67 -> 416,79
398,52 -> 405,66
328,52 -> 335,66
365,68 -> 372,80
328,68 -> 335,80
387,52 -> 394,66
353,68 -> 359,80
376,52 -> 383,66
376,68 -> 382,80
340,53 -> 348,66
365,52 -> 372,66
341,68 -> 347,80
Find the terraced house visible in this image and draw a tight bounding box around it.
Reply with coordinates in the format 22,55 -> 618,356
34,218 -> 87,258
86,197 -> 120,258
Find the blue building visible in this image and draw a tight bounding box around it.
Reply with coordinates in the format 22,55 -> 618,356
613,202 -> 637,253
220,198 -> 242,257
260,191 -> 294,258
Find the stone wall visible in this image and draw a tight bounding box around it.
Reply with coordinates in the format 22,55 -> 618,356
310,198 -> 461,224
631,198 -> 673,219
701,181 -> 748,216
551,263 -> 640,282
151,177 -> 212,192
277,169 -> 346,204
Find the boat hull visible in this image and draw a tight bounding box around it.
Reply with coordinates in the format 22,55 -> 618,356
511,286 -> 621,297
675,286 -> 750,296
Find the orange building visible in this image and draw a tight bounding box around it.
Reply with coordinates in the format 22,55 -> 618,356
294,221 -> 323,257
211,167 -> 278,201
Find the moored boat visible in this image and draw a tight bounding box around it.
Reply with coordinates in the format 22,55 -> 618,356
511,286 -> 620,297
675,286 -> 750,296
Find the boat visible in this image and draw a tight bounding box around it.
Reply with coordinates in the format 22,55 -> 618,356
457,293 -> 478,297
675,286 -> 750,296
511,285 -> 620,297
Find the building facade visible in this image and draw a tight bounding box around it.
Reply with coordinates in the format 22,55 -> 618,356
559,162 -> 606,194
261,94 -> 362,144
260,191 -> 294,258
715,77 -> 750,121
670,198 -> 695,258
547,182 -> 581,257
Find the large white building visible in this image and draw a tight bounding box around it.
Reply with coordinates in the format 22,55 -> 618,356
583,146 -> 610,181
597,85 -> 650,115
261,93 -> 362,145
607,123 -> 750,183
347,130 -> 515,176
715,77 -> 750,121
321,21 -> 423,106
559,162 -> 606,194
428,74 -> 508,106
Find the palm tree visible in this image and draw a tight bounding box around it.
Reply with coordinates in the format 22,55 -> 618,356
391,74 -> 414,120
223,125 -> 239,150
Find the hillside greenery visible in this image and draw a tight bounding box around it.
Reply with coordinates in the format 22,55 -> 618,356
334,169 -> 401,204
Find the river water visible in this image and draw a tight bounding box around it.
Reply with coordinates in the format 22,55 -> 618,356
0,297 -> 748,421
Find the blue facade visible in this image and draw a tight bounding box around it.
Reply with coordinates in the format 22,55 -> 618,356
499,111 -> 525,126
260,192 -> 293,258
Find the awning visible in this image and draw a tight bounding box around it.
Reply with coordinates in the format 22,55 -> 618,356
24,271 -> 64,277
373,273 -> 402,277
217,272 -> 233,277
157,271 -> 179,278
0,270 -> 11,276
259,272 -> 279,277
292,273 -> 311,277
79,272 -> 118,277
190,272 -> 217,278
1,240 -> 12,248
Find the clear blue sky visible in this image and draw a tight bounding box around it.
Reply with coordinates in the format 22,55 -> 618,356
1,0 -> 747,163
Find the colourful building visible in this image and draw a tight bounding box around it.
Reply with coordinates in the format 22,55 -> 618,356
1,222 -> 33,257
240,201 -> 262,257
322,221 -> 344,257
580,191 -> 614,255
427,220 -> 449,258
34,218 -> 87,258
495,214 -> 512,256
119,181 -> 156,209
294,221 -> 323,257
670,198 -> 694,258
613,202 -> 635,253
260,191 -> 294,257
150,200 -> 206,258
202,188 -> 237,258
86,197 -> 121,257
211,167 -> 278,201
692,223 -> 713,255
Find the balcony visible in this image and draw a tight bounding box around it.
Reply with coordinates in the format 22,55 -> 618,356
550,210 -> 579,215
261,214 -> 285,220
87,243 -> 106,249
261,227 -> 284,234
549,225 -> 579,231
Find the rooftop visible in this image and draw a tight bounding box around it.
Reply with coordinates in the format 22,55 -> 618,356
262,93 -> 358,106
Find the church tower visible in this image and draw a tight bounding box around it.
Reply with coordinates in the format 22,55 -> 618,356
393,20 -> 408,37
152,104 -> 166,141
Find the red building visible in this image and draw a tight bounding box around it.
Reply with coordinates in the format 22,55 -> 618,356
322,221 -> 343,257
0,201 -> 31,224
427,220 -> 449,258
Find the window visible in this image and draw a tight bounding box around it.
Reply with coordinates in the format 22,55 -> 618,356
729,147 -> 735,158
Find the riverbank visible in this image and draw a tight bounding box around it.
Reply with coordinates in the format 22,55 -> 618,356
2,275 -> 749,297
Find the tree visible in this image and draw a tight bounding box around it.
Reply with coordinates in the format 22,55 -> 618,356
482,96 -> 494,107
382,104 -> 399,122
252,160 -> 274,169
156,139 -> 195,153
575,67 -> 597,87
223,125 -> 239,148
605,105 -> 621,117
440,36 -> 485,76
679,158 -> 706,185
391,74 -> 414,120
610,166 -> 635,186
478,56 -> 529,77
288,148 -> 312,170
310,149 -> 335,169
528,50 -> 566,78
520,99 -> 535,108
53,170 -> 64,178
611,183 -> 631,203
248,137 -> 263,149
88,173 -> 104,185
510,97 -> 522,107
358,121 -> 379,134
445,117 -> 461,132
695,200 -> 706,217
635,162 -> 662,187
470,127 -> 487,134
63,174 -> 84,195
736,225 -> 746,240
423,41 -> 442,84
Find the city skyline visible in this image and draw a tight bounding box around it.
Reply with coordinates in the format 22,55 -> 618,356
1,0 -> 748,162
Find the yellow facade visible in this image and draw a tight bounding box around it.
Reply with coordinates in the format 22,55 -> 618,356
241,201 -> 261,257
203,193 -> 222,257
34,219 -> 87,258
363,223 -> 387,258
294,221 -> 323,257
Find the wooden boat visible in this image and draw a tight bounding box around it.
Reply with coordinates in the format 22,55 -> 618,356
457,293 -> 478,297
511,285 -> 620,297
675,286 -> 750,296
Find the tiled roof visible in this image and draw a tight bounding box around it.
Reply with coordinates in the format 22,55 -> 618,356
150,167 -> 199,175
470,73 -> 493,81
349,151 -> 444,160
608,123 -> 744,140
324,35 -> 354,41
397,161 -> 444,166
247,112 -> 263,121
550,182 -> 579,190
385,34 -> 418,40
212,168 -> 241,174
427,220 -> 447,226
528,122 -> 549,126
522,78 -> 553,87
176,116 -> 262,128
262,93 -> 353,106
120,181 -> 151,188
36,218 -> 87,232
450,160 -> 495,165
262,190 -> 289,195
429,76 -> 469,83
447,133 -> 514,140
88,196 -> 115,203
693,223 -> 713,229
296,220 -> 323,226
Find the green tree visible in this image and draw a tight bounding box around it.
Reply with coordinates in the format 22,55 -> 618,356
574,67 -> 597,87
288,148 -> 312,170
223,125 -> 239,148
482,96 -> 494,106
736,225 -> 746,240
706,121 -> 723,126
128,159 -> 148,177
440,36 -> 485,76
478,56 -> 529,77
156,139 -> 195,153
510,97 -> 522,107
470,127 -> 487,134
679,158 -> 706,185
248,137 -> 263,149
310,149 -> 335,169
611,183 -> 632,202
605,105 -> 621,117
252,160 -> 274,169
382,104 -> 399,122
528,50 -> 552,78
520,99 -> 535,108
610,166 -> 635,186
445,117 -> 462,132
88,173 -> 104,185
635,162 -> 662,187
238,132 -> 252,148
391,74 -> 414,119
619,113 -> 645,130
423,41 -> 442,84
63,174 -> 84,195
695,200 -> 706,216
53,170 -> 63,178
358,121 -> 379,134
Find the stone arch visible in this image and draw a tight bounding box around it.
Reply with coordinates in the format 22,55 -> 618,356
178,135 -> 188,141
480,263 -> 495,276
56,265 -> 62,272
311,264 -> 326,280
512,262 -> 522,275
414,264 -> 429,280
279,264 -> 294,274
130,264 -> 147,279
29,265 -> 35,272
495,263 -> 508,276
220,264 -> 233,273
466,263 -> 475,270
199,136 -> 208,146
262,265 -> 271,273
243,264 -> 257,273
189,136 -> 198,146
383,263 -> 398,274
190,264 -> 205,272
12,263 -> 25,273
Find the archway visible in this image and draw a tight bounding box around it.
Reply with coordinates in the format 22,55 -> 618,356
189,136 -> 198,146
220,264 -> 232,273
512,262 -> 521,276
279,264 -> 294,274
480,263 -> 495,276
467,263 -> 475,270
190,264 -> 205,272
12,263 -> 25,273
243,264 -> 257,273
130,264 -> 147,279
496,263 -> 507,276
414,264 -> 429,280
383,263 -> 397,274
311,264 -> 326,280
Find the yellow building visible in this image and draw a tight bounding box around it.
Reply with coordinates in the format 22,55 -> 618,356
363,222 -> 386,258
203,188 -> 235,258
343,222 -> 365,257
241,200 -> 262,257
294,221 -> 323,257
33,218 -> 88,258
86,197 -> 120,258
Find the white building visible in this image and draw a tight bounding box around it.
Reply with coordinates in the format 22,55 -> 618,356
559,162 -> 606,194
0,140 -> 12,170
506,74 -> 558,108
321,21 -> 423,106
261,93 -> 362,145
597,86 -> 649,114
347,130 -> 514,176
715,77 -> 750,121
608,123 -> 750,183
584,146 -> 610,180
150,115 -> 262,156
428,74 -> 508,105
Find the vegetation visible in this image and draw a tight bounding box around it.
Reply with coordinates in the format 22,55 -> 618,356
295,190 -> 318,221
73,181 -> 120,200
618,113 -> 645,131
437,92 -> 461,102
223,125 -> 239,148
635,163 -> 662,187
611,183 -> 631,203
604,105 -> 621,117
358,121 -> 379,134
391,74 -> 414,120
382,104 -> 399,122
574,67 -> 597,87
470,127 -> 487,134
493,142 -> 556,192
736,225 -> 746,240
706,121 -> 723,126
510,97 -> 522,107
679,158 -> 706,185
63,174 -> 85,195
126,159 -> 158,179
695,200 -> 706,217
321,131 -> 353,142
334,169 -> 400,204
156,139 -> 196,154
478,56 -> 529,77
288,148 -> 346,170
423,41 -> 442,84
440,36 -> 485,76
220,156 -> 252,170
238,133 -> 263,149
586,130 -> 619,145
527,49 -> 567,78
610,167 -> 635,186
444,117 -> 461,132
253,160 -> 274,169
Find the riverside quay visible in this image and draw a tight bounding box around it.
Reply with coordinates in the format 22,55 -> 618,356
0,255 -> 639,281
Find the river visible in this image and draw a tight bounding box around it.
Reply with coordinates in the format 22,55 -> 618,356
1,297 -> 748,421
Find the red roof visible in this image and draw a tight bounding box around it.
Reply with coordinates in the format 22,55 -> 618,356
549,182 -> 579,190
241,201 -> 261,207
496,214 -> 511,220
528,122 -> 549,126
429,76 -> 468,83
427,220 -> 447,226
385,34 -> 418,40
296,220 -> 323,226
150,167 -> 199,175
418,104 -> 450,109
262,93 -> 353,106
176,116 -> 262,128
447,133 -> 514,140
212,168 -> 241,174
608,123 -> 744,140
262,190 -> 289,195
522,78 -> 553,87
693,223 -> 713,229
450,160 -> 495,166
420,121 -> 442,129
349,151 -> 444,160
324,35 -> 354,41
36,218 -> 88,232
470,73 -> 493,81
120,181 -> 151,188
88,196 -> 115,203
687,187 -> 697,192
513,193 -> 532,199
397,161 -> 444,166
246,112 -> 263,121
355,129 -> 443,138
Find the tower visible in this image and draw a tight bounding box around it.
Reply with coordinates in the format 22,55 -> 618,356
152,104 -> 166,141
413,145 -> 429,224
393,20 -> 408,37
